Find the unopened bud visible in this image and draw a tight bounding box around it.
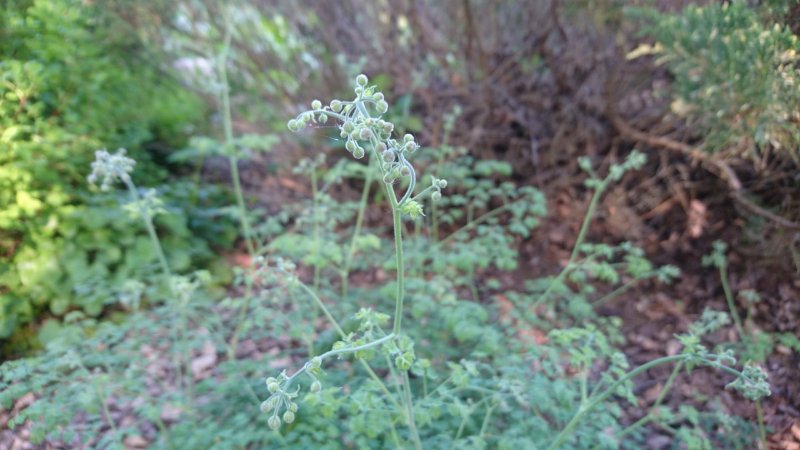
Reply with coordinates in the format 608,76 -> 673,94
438,179 -> 447,189
403,134 -> 414,144
310,380 -> 322,393
431,191 -> 442,201
358,128 -> 371,140
330,100 -> 343,112
356,74 -> 368,86
268,416 -> 281,430
353,146 -> 365,159
376,101 -> 388,114
311,99 -> 322,110
267,381 -> 280,393
346,139 -> 357,153
283,411 -> 295,424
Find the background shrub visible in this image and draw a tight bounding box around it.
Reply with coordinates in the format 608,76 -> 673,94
0,0 -> 230,349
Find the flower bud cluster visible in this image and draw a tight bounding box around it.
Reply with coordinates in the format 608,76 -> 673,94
286,75 -> 413,171
726,363 -> 771,401
123,188 -> 165,220
261,356 -> 324,430
261,372 -> 301,430
380,133 -> 419,184
254,256 -> 298,286
429,177 -> 448,202
87,148 -> 136,191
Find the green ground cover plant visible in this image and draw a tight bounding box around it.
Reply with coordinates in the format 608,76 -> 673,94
0,0 -> 232,350
0,71 -> 773,450
632,0 -> 800,165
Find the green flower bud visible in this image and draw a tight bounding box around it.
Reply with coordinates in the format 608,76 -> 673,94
330,100 -> 343,112
283,411 -> 295,424
310,380 -> 322,393
382,150 -> 395,163
343,122 -> 355,134
346,139 -> 357,153
431,191 -> 442,201
400,200 -> 425,219
356,74 -> 368,86
319,114 -> 328,124
267,381 -> 280,393
403,134 -> 414,144
437,179 -> 447,189
376,142 -> 388,153
311,99 -> 322,110
383,171 -> 397,184
268,415 -> 281,430
310,356 -> 322,369
399,165 -> 411,177
383,123 -> 394,134
404,142 -> 418,153
287,119 -> 298,132
288,402 -> 299,413
260,399 -> 273,412
354,86 -> 363,95
340,129 -> 348,138
374,92 -> 384,101
353,146 -> 365,159
358,128 -> 371,140
376,101 -> 388,114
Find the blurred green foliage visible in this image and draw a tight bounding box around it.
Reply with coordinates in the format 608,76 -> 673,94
0,0 -> 229,347
633,0 -> 800,165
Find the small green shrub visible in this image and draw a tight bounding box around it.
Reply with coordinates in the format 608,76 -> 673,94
0,0 -> 226,345
632,0 -> 800,165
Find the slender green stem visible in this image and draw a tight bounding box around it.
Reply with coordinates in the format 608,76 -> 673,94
537,182 -> 607,306
580,366 -> 589,404
311,169 -> 322,291
755,399 -> 768,450
218,24 -> 256,258
294,281 -> 401,410
389,423 -> 404,450
548,353 -> 760,450
391,203 -> 405,336
479,402 -> 497,439
546,354 -> 685,450
719,263 -> 745,339
123,178 -> 171,280
592,278 -> 638,308
434,199 -> 521,250
402,371 -> 423,450
217,22 -> 260,358
615,361 -> 683,442
284,333 -> 396,389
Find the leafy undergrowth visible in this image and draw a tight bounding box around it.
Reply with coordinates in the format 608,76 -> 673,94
0,77 -> 778,449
